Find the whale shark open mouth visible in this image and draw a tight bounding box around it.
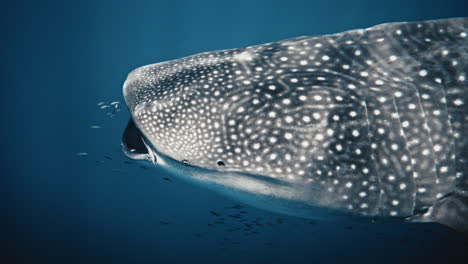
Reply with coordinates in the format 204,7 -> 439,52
121,118 -> 156,163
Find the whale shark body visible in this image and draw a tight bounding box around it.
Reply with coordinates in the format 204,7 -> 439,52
121,18 -> 468,232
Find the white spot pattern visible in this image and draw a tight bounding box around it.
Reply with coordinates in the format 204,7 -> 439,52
123,18 -> 468,220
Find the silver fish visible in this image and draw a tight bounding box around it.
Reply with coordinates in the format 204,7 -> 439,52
121,18 -> 468,232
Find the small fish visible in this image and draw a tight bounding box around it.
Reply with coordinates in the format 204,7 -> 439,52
210,211 -> 221,216
228,214 -> 241,219
163,177 -> 172,181
90,125 -> 101,129
159,221 -> 169,225
76,152 -> 88,156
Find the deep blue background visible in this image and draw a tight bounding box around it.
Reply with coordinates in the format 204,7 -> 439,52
3,0 -> 468,263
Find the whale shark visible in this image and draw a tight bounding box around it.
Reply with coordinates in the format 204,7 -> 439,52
121,18 -> 468,232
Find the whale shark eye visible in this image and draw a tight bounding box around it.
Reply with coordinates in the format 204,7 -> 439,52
217,160 -> 225,166
182,159 -> 190,165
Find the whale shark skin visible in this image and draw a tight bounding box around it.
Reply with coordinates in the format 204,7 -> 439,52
121,18 -> 468,231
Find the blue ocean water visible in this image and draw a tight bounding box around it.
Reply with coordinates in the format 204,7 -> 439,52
3,0 -> 468,263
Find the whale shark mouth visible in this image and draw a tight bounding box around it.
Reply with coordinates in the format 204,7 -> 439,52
121,118 -> 157,163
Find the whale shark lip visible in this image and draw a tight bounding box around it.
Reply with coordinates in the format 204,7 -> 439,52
121,118 -> 156,164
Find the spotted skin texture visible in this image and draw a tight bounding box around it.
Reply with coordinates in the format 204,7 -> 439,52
123,18 -> 468,230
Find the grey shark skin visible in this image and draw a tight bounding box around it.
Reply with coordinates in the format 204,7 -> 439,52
122,18 -> 468,232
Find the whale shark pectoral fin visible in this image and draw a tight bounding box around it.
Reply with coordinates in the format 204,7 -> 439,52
429,192 -> 468,233
409,191 -> 468,233
121,118 -> 156,163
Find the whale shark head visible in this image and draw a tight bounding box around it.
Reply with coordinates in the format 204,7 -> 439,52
120,41 -> 365,221
120,17 -> 468,232
121,45 -> 340,183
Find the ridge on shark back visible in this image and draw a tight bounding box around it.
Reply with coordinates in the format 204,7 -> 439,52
121,18 -> 468,232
